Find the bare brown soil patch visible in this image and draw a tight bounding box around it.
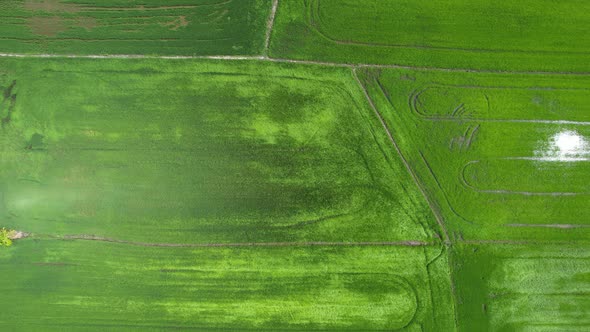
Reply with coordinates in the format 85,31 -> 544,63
162,16 -> 189,31
77,16 -> 98,31
24,0 -> 81,13
28,16 -> 66,37
8,231 -> 29,240
81,4 -> 198,12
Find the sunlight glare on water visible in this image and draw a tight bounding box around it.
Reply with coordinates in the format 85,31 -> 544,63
535,130 -> 589,161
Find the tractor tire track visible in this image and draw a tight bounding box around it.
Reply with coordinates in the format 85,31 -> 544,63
352,68 -> 451,244
460,160 -> 587,196
409,86 -> 590,125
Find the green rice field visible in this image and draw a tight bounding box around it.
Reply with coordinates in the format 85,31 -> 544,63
356,68 -> 590,242
0,240 -> 457,330
0,58 -> 437,244
270,0 -> 590,72
452,243 -> 590,331
1,0 -> 589,331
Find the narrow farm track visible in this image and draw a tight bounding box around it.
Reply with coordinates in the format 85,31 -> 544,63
1,52 -> 590,76
19,234 -> 590,247
462,239 -> 590,245
263,0 -> 279,55
32,234 -> 434,248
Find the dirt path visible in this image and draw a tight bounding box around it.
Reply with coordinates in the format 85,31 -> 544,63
263,0 -> 279,56
21,232 -> 590,247
8,231 -> 29,240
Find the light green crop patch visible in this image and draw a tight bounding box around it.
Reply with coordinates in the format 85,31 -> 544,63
0,228 -> 16,246
451,243 -> 590,331
270,0 -> 590,72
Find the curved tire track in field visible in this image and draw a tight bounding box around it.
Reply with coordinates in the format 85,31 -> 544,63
352,68 -> 451,244
390,274 -> 421,330
408,86 -> 590,125
306,0 -> 590,55
418,152 -> 474,225
459,160 -> 587,196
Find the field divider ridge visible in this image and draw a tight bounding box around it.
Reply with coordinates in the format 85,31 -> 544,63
27,234 -> 436,248
1,53 -> 590,76
263,0 -> 279,56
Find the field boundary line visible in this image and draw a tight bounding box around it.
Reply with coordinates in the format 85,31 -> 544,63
0,53 -> 265,60
462,239 -> 590,245
32,234 -> 435,247
1,52 -> 590,76
506,224 -> 590,229
351,68 -> 451,244
263,0 -> 279,56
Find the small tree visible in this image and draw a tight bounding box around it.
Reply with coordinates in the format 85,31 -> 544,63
0,228 -> 13,247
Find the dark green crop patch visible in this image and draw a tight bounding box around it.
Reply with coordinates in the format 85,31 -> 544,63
0,0 -> 270,55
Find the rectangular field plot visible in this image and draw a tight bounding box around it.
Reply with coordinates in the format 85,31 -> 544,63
0,0 -> 269,55
357,68 -> 590,241
0,58 -> 437,244
0,239 -> 455,331
270,0 -> 590,71
451,243 -> 590,331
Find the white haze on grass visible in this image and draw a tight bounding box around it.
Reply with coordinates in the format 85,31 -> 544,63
534,130 -> 589,162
